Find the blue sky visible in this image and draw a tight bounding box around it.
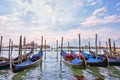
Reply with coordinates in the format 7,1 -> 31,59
0,0 -> 120,47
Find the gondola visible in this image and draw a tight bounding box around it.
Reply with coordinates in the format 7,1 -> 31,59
0,50 -> 32,70
70,50 -> 109,67
0,57 -> 9,62
103,50 -> 120,66
82,50 -> 120,66
12,50 -> 43,73
108,58 -> 120,66
61,50 -> 86,68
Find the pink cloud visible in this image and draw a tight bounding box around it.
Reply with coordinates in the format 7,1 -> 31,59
81,15 -> 120,26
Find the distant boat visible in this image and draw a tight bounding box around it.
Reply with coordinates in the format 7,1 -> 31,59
12,50 -> 43,73
61,50 -> 86,68
0,50 -> 33,70
70,50 -> 109,67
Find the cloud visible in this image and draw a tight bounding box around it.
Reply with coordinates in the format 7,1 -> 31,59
72,0 -> 83,8
116,2 -> 120,11
22,0 -> 32,4
92,7 -> 106,16
0,16 -> 9,25
87,0 -> 102,6
82,15 -> 120,26
60,27 -> 120,46
81,6 -> 120,27
0,0 -> 120,47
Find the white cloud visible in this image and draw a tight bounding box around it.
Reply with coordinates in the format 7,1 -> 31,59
81,15 -> 120,26
92,7 -> 106,16
0,0 -> 120,47
116,2 -> 120,6
61,27 -> 120,46
72,0 -> 83,8
116,2 -> 120,11
0,16 -> 9,25
87,0 -> 102,6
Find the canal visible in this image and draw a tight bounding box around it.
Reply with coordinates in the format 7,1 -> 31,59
0,49 -> 120,80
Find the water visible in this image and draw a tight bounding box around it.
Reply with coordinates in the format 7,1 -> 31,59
0,49 -> 120,80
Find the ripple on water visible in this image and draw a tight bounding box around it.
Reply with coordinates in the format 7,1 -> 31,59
82,69 -> 96,80
98,67 -> 119,80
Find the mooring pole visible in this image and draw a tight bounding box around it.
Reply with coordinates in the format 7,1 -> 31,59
79,34 -> 87,69
88,42 -> 91,54
95,34 -> 98,59
60,37 -> 63,68
68,41 -> 70,53
113,41 -> 116,54
44,40 -> 46,60
99,41 -> 101,54
108,38 -> 113,57
56,40 -> 58,59
18,35 -> 22,63
0,36 -> 3,56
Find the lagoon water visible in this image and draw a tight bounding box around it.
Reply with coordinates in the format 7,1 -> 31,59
0,48 -> 120,80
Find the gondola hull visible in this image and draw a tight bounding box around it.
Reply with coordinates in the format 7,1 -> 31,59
87,59 -> 108,67
12,59 -> 40,73
61,50 -> 85,69
0,61 -> 10,69
63,60 -> 83,68
109,58 -> 120,66
12,50 -> 43,73
0,51 -> 32,70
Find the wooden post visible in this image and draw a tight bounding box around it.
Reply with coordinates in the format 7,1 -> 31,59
9,39 -> 11,60
68,41 -> 69,53
40,36 -> 43,63
99,41 -> 101,54
113,41 -> 116,54
60,37 -> 63,67
23,37 -> 26,46
0,36 -> 3,56
108,38 -> 113,57
18,35 -> 22,63
78,34 -> 81,52
23,37 -> 26,54
79,34 -> 81,59
56,40 -> 58,59
40,36 -> 43,51
88,42 -> 90,54
82,45 -> 84,51
9,39 -> 13,70
44,40 -> 46,60
79,34 -> 87,69
11,41 -> 13,52
95,34 -> 98,59
31,41 -> 34,54
106,41 -> 108,52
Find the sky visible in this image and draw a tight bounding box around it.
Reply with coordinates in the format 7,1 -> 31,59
0,0 -> 120,47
